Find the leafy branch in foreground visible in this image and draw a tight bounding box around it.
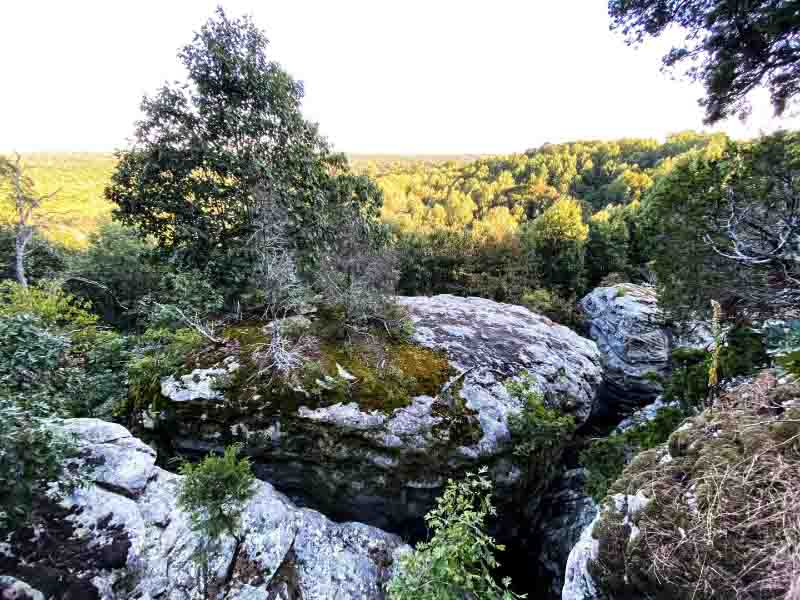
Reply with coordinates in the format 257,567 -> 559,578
387,467 -> 524,600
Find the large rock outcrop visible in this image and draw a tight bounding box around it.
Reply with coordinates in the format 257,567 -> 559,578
152,295 -> 604,537
0,419 -> 405,600
580,284 -> 711,413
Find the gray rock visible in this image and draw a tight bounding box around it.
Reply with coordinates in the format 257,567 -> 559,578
161,361 -> 239,403
63,418 -> 157,496
536,469 -> 598,598
159,295 -> 603,537
561,493 -> 650,600
0,577 -> 45,600
4,419 -> 405,600
399,295 -> 602,423
580,284 -> 710,413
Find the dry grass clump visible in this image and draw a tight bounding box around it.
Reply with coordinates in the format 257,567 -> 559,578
593,372 -> 800,599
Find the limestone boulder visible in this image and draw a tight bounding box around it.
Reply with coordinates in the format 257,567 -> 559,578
156,295 -> 604,536
0,419 -> 405,600
580,284 -> 711,413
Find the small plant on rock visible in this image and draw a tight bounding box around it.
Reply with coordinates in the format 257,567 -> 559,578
505,373 -> 575,488
177,444 -> 257,599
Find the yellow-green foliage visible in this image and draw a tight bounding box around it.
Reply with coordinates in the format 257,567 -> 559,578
0,280 -> 97,332
0,153 -> 116,248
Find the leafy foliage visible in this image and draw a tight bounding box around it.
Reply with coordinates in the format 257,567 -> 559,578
0,399 -> 86,528
609,0 -> 800,123
387,468 -> 523,600
107,8 -> 383,294
177,444 -> 257,542
0,283 -> 131,418
506,373 -> 576,461
580,405 -> 686,502
647,130 -> 800,320
66,222 -> 162,328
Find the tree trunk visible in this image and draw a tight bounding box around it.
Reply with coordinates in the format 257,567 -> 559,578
15,226 -> 32,289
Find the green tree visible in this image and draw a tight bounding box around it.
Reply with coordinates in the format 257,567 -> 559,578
523,196 -> 588,292
178,444 -> 257,598
387,468 -> 523,600
586,205 -> 630,286
107,8 -> 368,289
645,133 -> 800,319
609,0 -> 800,123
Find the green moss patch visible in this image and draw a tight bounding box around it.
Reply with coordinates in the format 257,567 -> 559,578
317,340 -> 454,412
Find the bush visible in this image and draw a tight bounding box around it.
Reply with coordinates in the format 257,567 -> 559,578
177,444 -> 257,595
506,373 -> 576,496
580,405 -> 686,502
67,222 -> 162,328
387,468 -> 522,600
520,288 -> 582,328
0,280 -> 97,331
178,444 -> 257,541
0,283 -> 133,418
506,373 -> 575,460
0,399 -> 86,528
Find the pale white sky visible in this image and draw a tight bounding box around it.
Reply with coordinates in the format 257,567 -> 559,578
1,0 -> 796,154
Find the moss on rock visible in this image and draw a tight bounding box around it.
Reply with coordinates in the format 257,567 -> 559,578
588,373 -> 800,600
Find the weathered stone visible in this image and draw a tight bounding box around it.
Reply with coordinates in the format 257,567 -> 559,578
0,577 -> 45,600
2,419 -> 405,600
161,360 -> 240,403
535,469 -> 598,598
580,284 -> 711,413
156,295 -> 603,539
561,493 -> 650,600
399,295 -> 602,423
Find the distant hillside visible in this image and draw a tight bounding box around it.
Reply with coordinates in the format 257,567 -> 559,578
0,153 -> 116,247
1,152 -> 483,247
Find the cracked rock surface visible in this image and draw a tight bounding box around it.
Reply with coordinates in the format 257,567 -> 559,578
0,419 -> 406,600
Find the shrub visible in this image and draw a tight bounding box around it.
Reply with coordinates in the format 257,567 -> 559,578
0,280 -> 97,331
66,222 -> 162,328
506,373 -> 575,459
506,373 -> 576,494
178,444 -> 257,541
520,289 -> 582,328
387,468 -> 523,600
581,405 -> 686,502
177,444 -> 257,596
0,399 -> 87,528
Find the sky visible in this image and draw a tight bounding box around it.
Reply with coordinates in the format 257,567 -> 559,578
1,0 -> 797,154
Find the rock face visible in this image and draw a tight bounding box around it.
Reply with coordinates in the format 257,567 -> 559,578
535,469 -> 598,598
154,295 -> 603,538
0,419 -> 405,600
561,493 -> 650,600
580,284 -> 711,413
